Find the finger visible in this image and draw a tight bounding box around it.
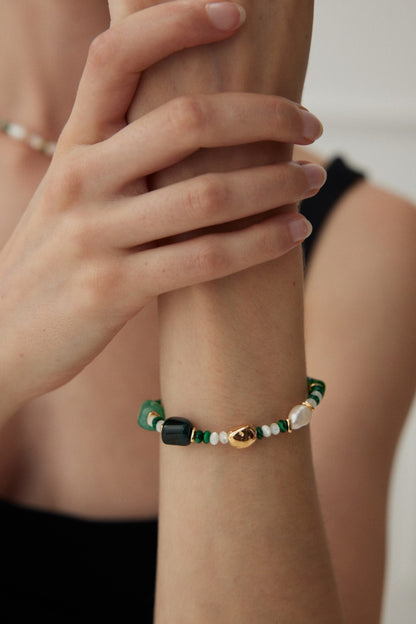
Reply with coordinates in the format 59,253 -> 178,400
108,0 -> 143,24
107,162 -> 326,248
64,1 -> 246,145
97,93 -> 323,189
123,212 -> 312,300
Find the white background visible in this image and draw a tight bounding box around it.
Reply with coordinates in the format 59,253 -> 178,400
302,2 -> 416,621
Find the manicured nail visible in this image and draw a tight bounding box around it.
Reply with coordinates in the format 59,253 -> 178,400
299,109 -> 323,142
288,217 -> 313,243
206,2 -> 246,31
300,163 -> 327,191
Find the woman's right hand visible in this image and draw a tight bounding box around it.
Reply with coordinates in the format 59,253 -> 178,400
0,0 -> 325,419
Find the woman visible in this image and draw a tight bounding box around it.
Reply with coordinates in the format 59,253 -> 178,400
0,2 -> 414,622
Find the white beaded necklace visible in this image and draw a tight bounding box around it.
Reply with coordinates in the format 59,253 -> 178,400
0,119 -> 56,156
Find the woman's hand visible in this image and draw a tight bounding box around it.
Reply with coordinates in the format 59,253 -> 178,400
0,1 -> 324,420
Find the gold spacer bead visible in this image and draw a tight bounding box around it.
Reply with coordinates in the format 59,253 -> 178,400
190,427 -> 197,443
286,418 -> 293,433
302,401 -> 315,412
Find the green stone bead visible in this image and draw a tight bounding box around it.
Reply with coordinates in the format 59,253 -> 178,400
138,400 -> 165,431
194,430 -> 204,443
256,426 -> 263,440
203,431 -> 211,444
278,419 -> 289,433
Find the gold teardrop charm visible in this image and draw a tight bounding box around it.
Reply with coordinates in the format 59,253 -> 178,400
228,424 -> 258,449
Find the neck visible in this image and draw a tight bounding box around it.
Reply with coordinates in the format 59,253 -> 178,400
0,1 -> 109,140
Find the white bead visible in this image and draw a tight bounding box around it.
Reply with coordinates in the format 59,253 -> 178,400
288,404 -> 312,430
7,122 -> 27,141
155,420 -> 164,433
305,398 -> 317,409
44,141 -> 57,156
210,432 -> 219,446
311,390 -> 323,402
147,413 -> 155,427
270,423 -> 280,435
262,425 -> 272,438
29,135 -> 45,151
219,431 -> 229,445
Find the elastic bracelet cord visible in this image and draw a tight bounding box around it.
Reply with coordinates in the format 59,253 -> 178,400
137,377 -> 325,450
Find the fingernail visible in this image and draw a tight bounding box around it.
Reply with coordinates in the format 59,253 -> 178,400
300,163 -> 327,191
299,109 -> 323,142
206,2 -> 246,31
288,216 -> 313,243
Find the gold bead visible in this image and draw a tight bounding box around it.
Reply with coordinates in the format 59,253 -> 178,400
228,424 -> 257,449
286,418 -> 293,433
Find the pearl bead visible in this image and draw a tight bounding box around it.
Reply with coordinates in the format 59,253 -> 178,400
210,432 -> 219,446
7,122 -> 27,141
288,404 -> 312,430
219,431 -> 229,445
262,425 -> 272,438
270,423 -> 280,435
156,420 -> 164,433
306,397 -> 317,409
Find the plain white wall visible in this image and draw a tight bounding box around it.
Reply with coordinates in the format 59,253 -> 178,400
302,2 -> 416,622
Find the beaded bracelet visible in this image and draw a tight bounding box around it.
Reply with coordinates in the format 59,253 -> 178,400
137,377 -> 325,450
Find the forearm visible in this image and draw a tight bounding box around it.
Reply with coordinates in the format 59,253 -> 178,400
121,1 -> 341,620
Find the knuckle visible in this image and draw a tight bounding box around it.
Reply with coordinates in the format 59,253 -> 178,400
185,175 -> 226,222
78,260 -> 122,310
193,238 -> 229,279
88,28 -> 121,70
167,95 -> 206,138
45,157 -> 86,208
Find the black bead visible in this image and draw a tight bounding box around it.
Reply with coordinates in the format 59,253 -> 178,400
161,417 -> 193,446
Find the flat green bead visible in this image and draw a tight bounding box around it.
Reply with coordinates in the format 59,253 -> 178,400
256,426 -> 263,440
138,400 -> 165,431
307,377 -> 325,396
194,430 -> 204,443
203,431 -> 211,444
278,419 -> 289,433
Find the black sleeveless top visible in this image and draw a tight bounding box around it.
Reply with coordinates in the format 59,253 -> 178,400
0,157 -> 364,623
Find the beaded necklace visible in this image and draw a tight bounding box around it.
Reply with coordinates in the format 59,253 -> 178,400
0,119 -> 56,156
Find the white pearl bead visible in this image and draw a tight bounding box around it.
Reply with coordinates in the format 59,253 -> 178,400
288,404 -> 312,430
219,431 -> 229,445
210,432 -> 219,446
270,423 -> 280,435
156,420 -> 164,433
306,397 -> 317,409
262,425 -> 272,438
7,122 -> 27,141
147,414 -> 155,427
29,135 -> 45,151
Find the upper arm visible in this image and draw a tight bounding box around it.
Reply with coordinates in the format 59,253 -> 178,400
304,181 -> 416,624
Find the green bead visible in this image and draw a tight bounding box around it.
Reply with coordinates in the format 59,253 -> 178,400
308,393 -> 320,405
256,426 -> 263,440
138,400 -> 165,431
203,431 -> 211,444
307,377 -> 325,396
278,419 -> 289,433
194,430 -> 204,443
